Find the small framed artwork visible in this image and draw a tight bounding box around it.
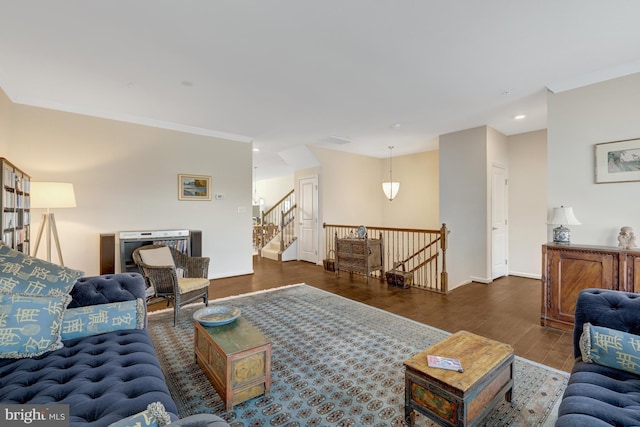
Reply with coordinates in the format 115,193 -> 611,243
595,138 -> 640,183
178,174 -> 212,200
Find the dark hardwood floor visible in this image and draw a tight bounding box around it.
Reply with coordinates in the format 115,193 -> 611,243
201,256 -> 574,372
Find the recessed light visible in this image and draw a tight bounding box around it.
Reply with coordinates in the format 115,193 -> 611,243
253,148 -> 260,152
513,114 -> 526,120
391,123 -> 401,129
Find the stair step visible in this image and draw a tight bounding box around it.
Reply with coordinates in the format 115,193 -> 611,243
261,247 -> 279,261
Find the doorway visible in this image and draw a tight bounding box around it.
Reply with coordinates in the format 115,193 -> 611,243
491,164 -> 508,279
298,175 -> 318,263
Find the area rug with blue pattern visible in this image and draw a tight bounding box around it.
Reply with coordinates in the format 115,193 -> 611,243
148,284 -> 568,427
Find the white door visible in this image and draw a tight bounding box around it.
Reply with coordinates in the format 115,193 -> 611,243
491,165 -> 508,279
298,176 -> 318,263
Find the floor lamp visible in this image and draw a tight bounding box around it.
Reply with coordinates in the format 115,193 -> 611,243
31,182 -> 77,266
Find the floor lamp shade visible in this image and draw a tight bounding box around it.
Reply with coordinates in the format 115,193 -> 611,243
31,182 -> 77,266
30,182 -> 77,209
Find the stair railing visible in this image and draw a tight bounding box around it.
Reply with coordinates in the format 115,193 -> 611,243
323,223 -> 449,293
279,203 -> 297,252
258,189 -> 295,250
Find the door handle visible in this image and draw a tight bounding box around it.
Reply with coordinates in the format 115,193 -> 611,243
492,227 -> 498,231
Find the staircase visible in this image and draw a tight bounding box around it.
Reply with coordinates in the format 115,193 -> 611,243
256,189 -> 297,262
261,228 -> 297,261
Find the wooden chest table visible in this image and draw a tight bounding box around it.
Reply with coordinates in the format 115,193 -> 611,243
194,318 -> 272,411
335,235 -> 384,283
404,331 -> 514,426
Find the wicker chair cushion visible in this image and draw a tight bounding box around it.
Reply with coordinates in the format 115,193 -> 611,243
178,277 -> 209,293
139,247 -> 175,267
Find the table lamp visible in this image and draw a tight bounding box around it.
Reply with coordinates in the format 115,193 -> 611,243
31,182 -> 77,266
548,206 -> 581,243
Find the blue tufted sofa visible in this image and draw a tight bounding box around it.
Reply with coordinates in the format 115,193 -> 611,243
555,288 -> 640,426
0,273 -> 228,427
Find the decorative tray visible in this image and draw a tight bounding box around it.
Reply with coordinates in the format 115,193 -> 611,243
193,306 -> 241,326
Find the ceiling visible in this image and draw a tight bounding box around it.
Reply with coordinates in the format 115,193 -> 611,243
1,1 -> 640,179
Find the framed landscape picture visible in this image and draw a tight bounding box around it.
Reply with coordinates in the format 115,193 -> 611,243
178,174 -> 212,200
595,138 -> 640,183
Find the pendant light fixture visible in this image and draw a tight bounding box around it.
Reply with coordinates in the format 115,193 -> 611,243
252,166 -> 261,205
382,145 -> 400,201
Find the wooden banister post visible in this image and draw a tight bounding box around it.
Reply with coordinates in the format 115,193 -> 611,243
440,223 -> 448,293
260,211 -> 265,249
279,210 -> 285,252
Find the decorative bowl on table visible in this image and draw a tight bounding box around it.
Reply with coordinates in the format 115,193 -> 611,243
193,306 -> 241,326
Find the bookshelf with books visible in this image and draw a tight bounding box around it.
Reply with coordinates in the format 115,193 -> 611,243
1,158 -> 30,254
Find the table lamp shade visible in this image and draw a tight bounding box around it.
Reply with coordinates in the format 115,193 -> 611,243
548,206 -> 581,226
548,206 -> 581,243
31,182 -> 77,209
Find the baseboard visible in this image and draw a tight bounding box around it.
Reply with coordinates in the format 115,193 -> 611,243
209,268 -> 254,280
448,279 -> 472,291
470,276 -> 492,284
470,272 -> 541,283
509,271 -> 541,280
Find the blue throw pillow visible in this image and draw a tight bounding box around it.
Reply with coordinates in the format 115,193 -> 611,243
0,292 -> 71,358
580,322 -> 640,375
61,299 -> 145,340
108,402 -> 171,427
0,244 -> 83,295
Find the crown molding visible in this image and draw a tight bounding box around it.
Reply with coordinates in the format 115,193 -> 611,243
12,95 -> 254,143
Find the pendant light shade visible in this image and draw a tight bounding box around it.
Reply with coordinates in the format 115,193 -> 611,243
382,146 -> 400,201
382,181 -> 400,201
252,166 -> 262,205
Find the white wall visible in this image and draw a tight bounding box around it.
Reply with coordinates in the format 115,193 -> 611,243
381,148 -> 440,229
5,97 -> 253,278
508,129 -> 547,278
440,126 -> 488,289
548,73 -> 640,246
255,175 -> 294,212
310,146 -> 384,227
308,146 -> 443,266
0,89 -> 11,152
309,145 -> 441,230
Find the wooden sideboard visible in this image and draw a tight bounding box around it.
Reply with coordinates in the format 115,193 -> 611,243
335,234 -> 384,283
541,243 -> 640,330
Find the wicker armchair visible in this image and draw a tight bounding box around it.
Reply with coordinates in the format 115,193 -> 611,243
132,244 -> 210,326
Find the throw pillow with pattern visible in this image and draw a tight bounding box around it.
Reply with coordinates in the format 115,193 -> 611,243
0,244 -> 83,295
